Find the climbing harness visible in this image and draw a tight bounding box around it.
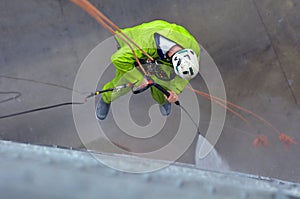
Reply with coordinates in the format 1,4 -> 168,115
135,61 -> 176,81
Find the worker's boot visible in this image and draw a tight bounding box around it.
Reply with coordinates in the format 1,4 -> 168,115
159,101 -> 171,116
96,98 -> 111,120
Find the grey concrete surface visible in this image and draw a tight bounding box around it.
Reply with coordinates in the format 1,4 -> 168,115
0,0 -> 300,182
1,140 -> 300,199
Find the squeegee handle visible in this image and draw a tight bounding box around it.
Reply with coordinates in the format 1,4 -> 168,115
153,84 -> 180,106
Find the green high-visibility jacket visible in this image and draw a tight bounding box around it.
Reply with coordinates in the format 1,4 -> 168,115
112,20 -> 200,94
102,20 -> 200,104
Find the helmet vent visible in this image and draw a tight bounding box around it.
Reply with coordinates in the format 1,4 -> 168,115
177,59 -> 181,66
184,54 -> 191,60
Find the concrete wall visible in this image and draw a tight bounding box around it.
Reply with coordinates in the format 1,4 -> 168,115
0,0 -> 299,182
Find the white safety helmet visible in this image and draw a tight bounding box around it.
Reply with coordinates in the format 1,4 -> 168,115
172,49 -> 199,80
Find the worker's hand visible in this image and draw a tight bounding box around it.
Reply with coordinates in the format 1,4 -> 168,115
164,90 -> 178,103
136,77 -> 149,90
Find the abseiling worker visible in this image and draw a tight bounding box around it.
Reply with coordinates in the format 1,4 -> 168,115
96,20 -> 200,120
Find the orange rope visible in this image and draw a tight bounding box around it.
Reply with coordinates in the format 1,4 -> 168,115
187,86 -> 281,134
187,86 -> 296,148
70,0 -> 152,75
79,0 -> 154,61
195,88 -> 257,137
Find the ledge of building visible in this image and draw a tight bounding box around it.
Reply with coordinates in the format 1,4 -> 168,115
0,140 -> 299,199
